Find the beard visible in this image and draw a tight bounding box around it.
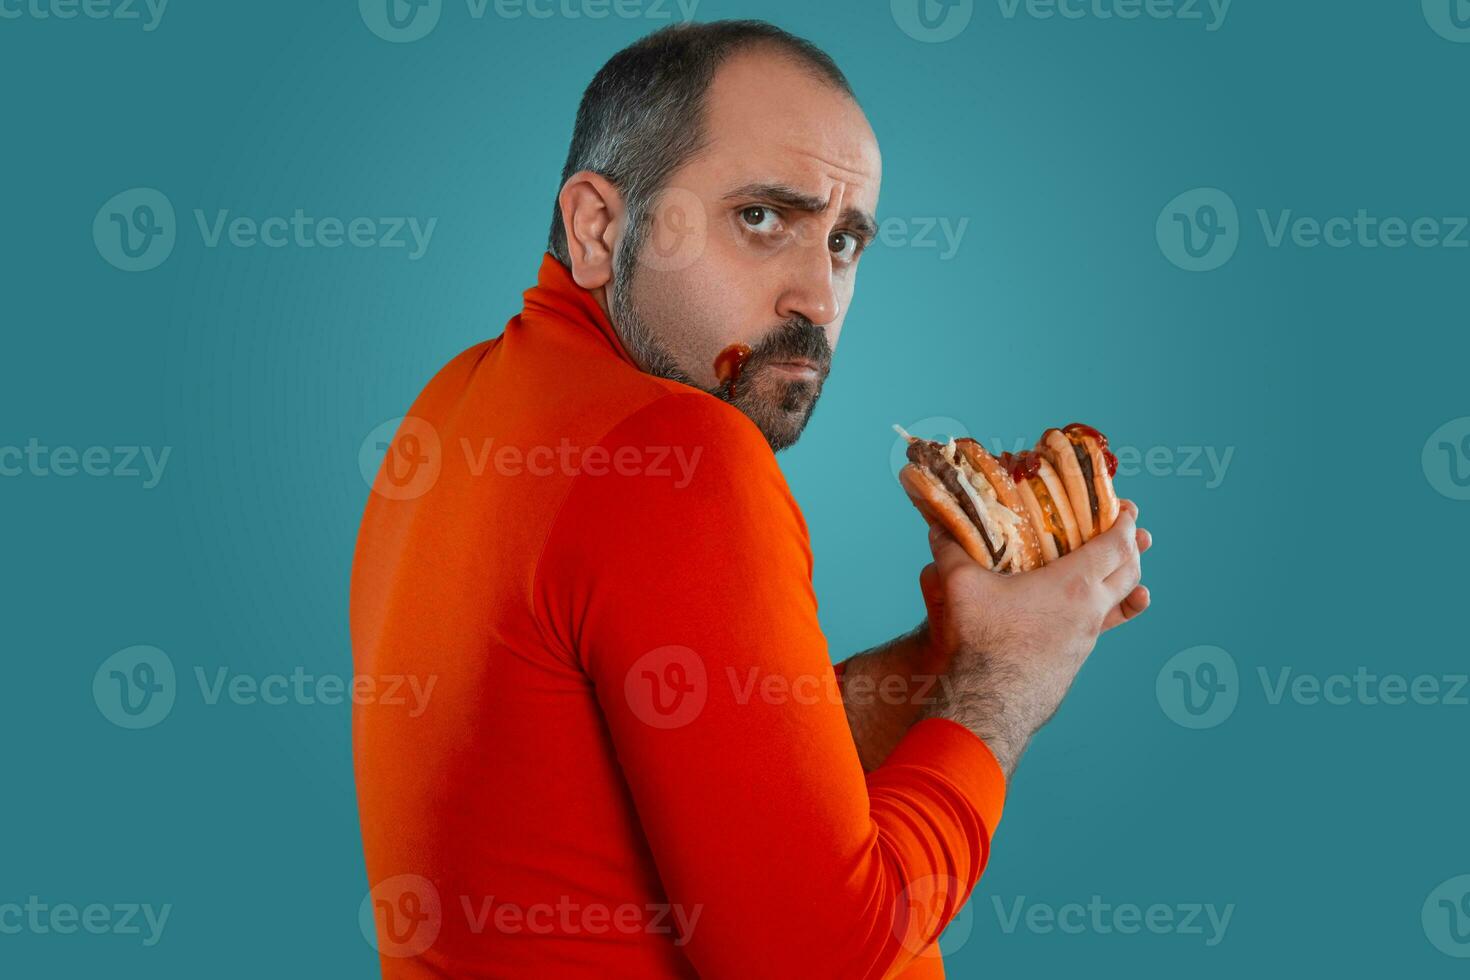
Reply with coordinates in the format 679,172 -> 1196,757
608,226 -> 833,453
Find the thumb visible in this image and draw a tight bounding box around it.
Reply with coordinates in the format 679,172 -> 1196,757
927,521 -> 978,576
918,561 -> 944,621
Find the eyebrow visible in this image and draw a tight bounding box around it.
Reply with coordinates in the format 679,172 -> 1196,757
721,181 -> 878,243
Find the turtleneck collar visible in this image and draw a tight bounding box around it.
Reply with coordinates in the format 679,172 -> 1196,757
519,252 -> 638,368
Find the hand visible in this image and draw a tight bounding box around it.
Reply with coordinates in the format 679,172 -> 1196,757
918,500 -> 1151,775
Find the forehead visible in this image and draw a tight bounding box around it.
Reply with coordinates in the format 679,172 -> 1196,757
694,48 -> 881,206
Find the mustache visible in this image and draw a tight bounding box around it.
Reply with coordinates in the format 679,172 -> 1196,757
746,316 -> 831,370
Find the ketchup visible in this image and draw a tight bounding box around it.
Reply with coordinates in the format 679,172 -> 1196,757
1000,450 -> 1040,485
1065,422 -> 1118,477
713,343 -> 752,399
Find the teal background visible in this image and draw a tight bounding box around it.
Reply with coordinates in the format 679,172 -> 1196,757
4,0 -> 1468,975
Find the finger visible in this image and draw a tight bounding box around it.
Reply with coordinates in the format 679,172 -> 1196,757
1102,542 -> 1142,604
1136,526 -> 1152,555
1062,506 -> 1137,582
918,561 -> 942,605
1101,584 -> 1150,632
928,521 -> 980,576
1118,498 -> 1139,522
917,561 -> 945,623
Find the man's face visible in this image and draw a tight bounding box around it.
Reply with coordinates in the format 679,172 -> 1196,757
609,48 -> 882,452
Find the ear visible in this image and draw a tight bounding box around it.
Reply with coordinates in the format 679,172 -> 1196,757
557,170 -> 625,291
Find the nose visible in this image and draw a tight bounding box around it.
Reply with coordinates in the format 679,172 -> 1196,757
774,234 -> 841,327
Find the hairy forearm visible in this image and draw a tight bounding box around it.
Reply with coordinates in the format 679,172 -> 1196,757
916,654 -> 1038,778
837,621 -> 950,770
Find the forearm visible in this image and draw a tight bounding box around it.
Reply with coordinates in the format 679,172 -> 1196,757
837,621 -> 949,770
917,653 -> 1039,778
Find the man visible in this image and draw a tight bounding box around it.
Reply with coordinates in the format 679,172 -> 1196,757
351,19 -> 1150,978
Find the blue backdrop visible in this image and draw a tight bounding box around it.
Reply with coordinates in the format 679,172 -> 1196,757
4,0 -> 1469,975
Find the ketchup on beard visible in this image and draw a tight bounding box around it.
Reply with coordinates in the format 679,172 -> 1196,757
713,343 -> 752,400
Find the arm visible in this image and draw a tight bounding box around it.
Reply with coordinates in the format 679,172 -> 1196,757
537,394 -> 1005,979
836,620 -> 947,772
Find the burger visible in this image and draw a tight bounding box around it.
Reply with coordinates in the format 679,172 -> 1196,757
893,425 -> 1042,574
895,422 -> 1120,572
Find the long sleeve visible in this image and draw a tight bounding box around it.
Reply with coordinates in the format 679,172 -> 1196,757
533,391 -> 1007,978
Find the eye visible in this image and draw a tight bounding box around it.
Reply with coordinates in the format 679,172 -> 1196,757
739,206 -> 780,233
829,231 -> 862,263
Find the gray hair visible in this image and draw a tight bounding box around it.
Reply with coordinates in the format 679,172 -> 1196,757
546,20 -> 854,268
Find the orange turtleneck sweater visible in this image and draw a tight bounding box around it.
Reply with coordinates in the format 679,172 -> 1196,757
350,253 -> 1007,978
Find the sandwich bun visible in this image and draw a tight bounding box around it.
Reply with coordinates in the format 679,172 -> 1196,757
897,463 -> 1003,571
1064,423 -> 1120,535
953,438 -> 1041,572
1037,427 -> 1097,542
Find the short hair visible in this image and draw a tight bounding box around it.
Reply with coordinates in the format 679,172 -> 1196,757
547,20 -> 854,266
